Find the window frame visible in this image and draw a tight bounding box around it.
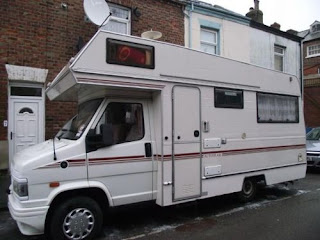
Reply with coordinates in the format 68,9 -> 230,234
102,3 -> 131,35
200,27 -> 218,55
307,44 -> 320,58
214,87 -> 244,109
256,92 -> 299,124
274,45 -> 285,72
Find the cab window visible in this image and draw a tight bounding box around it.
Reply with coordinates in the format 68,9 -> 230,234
96,102 -> 144,144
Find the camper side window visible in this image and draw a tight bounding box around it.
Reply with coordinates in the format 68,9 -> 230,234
214,88 -> 243,109
95,102 -> 145,144
257,93 -> 299,123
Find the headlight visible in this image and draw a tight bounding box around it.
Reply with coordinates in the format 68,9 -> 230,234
13,179 -> 28,199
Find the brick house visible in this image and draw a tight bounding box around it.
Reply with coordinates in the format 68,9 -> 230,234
0,0 -> 185,170
299,21 -> 320,128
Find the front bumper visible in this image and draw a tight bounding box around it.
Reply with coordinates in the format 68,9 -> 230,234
8,193 -> 49,235
307,155 -> 320,168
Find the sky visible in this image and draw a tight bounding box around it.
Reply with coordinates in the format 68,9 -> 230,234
201,0 -> 320,32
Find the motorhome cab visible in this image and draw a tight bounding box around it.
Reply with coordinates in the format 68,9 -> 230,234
8,30 -> 306,239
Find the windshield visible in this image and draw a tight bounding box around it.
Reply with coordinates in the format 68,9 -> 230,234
56,99 -> 103,140
306,128 -> 320,141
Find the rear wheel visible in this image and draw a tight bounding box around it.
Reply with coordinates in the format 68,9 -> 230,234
238,178 -> 257,203
48,196 -> 103,240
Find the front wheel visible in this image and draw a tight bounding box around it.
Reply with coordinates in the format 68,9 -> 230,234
48,196 -> 103,240
237,178 -> 257,203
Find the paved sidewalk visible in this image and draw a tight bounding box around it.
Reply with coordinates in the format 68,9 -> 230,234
0,170 -> 10,210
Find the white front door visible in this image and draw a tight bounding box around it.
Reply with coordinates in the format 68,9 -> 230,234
12,101 -> 40,152
9,85 -> 44,163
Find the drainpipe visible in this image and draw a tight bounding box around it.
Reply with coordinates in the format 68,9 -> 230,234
300,40 -> 304,100
184,1 -> 194,48
190,2 -> 194,48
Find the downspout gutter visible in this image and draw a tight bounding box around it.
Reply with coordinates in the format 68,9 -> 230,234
190,2 -> 194,48
300,39 -> 304,100
185,1 -> 194,48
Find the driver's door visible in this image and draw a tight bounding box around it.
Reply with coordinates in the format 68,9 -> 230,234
87,99 -> 154,206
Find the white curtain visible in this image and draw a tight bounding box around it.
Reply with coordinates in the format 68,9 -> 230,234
258,93 -> 298,122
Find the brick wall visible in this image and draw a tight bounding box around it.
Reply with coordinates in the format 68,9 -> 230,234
304,87 -> 320,127
303,39 -> 320,76
0,0 -> 184,140
303,39 -> 320,127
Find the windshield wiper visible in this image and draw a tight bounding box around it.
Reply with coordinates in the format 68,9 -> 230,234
56,129 -> 68,140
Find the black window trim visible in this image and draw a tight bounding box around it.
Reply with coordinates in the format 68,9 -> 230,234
214,87 -> 244,109
256,92 -> 299,124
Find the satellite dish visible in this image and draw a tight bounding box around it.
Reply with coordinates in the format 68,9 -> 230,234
83,0 -> 110,26
141,30 -> 162,40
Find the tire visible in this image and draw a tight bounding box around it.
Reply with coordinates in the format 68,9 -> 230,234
48,196 -> 103,240
237,178 -> 257,203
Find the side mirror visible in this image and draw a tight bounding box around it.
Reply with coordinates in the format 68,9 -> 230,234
101,124 -> 113,146
86,124 -> 113,152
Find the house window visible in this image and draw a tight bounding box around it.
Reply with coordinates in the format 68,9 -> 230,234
307,44 -> 320,57
200,28 -> 218,55
257,93 -> 299,123
102,4 -> 131,34
214,88 -> 243,109
274,45 -> 285,72
311,23 -> 320,33
11,87 -> 42,97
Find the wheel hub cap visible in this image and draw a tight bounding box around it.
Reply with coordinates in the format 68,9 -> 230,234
63,208 -> 95,240
243,181 -> 253,195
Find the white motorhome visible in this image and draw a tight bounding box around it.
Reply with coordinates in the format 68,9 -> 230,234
8,30 -> 306,240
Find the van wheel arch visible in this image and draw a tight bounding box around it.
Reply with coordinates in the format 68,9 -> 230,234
45,188 -> 109,238
47,196 -> 103,240
237,175 -> 265,203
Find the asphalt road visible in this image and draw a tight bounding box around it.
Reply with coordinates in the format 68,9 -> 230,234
1,171 -> 320,240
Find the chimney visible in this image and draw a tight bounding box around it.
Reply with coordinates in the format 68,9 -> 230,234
286,29 -> 298,35
254,0 -> 259,10
270,22 -> 281,30
246,0 -> 263,24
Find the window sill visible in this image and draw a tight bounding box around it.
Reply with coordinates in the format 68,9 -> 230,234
306,54 -> 320,59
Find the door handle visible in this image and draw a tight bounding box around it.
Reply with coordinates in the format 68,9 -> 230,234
145,143 -> 152,157
163,181 -> 172,186
10,132 -> 13,140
